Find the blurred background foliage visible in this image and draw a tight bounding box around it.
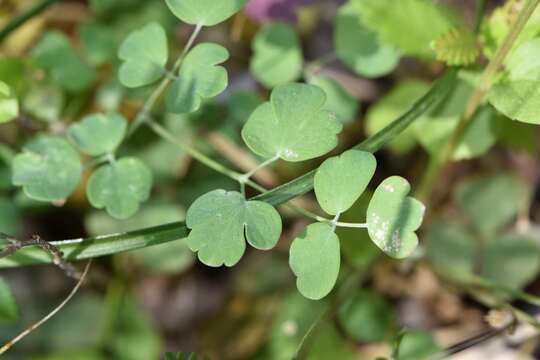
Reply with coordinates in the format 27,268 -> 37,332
1,0 -> 540,359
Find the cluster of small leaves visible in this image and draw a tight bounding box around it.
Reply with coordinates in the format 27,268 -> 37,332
290,150 -> 425,299
432,28 -> 480,66
426,174 -> 540,291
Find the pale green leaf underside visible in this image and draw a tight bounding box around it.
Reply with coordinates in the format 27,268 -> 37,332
488,80 -> 540,124
289,222 -> 340,300
12,136 -> 82,202
367,176 -> 425,258
335,2 -> 399,77
186,190 -> 282,267
87,157 -> 152,219
166,43 -> 229,114
307,75 -> 358,124
0,81 -> 18,124
165,0 -> 247,26
118,22 -> 168,88
68,112 -> 127,156
241,83 -> 342,162
314,150 -> 376,216
250,22 -> 303,88
356,0 -> 454,58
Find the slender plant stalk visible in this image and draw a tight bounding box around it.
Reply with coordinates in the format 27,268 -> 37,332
417,0 -> 540,202
0,261 -> 91,355
0,0 -> 58,42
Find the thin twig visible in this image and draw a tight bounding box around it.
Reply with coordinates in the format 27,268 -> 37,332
0,233 -> 80,279
0,260 -> 91,355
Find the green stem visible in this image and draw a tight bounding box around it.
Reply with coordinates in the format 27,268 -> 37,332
146,119 -> 244,183
417,0 -> 540,202
126,23 -> 203,136
0,0 -> 58,42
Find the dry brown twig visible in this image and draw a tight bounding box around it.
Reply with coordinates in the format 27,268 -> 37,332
0,260 -> 92,356
0,232 -> 80,279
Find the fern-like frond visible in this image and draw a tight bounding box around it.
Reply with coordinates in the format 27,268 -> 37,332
431,28 -> 480,66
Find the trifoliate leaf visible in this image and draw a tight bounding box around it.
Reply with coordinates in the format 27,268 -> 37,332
337,289 -> 394,342
242,83 -> 342,162
250,22 -> 303,88
0,278 -> 18,323
426,221 -> 540,290
80,22 -> 117,66
0,81 -> 18,123
432,28 -> 479,66
166,43 -> 229,114
32,31 -> 96,93
307,75 -> 359,124
488,80 -> 540,124
289,222 -> 340,300
356,0 -> 455,58
314,150 -> 376,216
456,174 -> 524,237
118,23 -> 168,88
12,136 -> 82,202
366,80 -> 429,153
186,190 -> 282,267
87,157 -> 152,219
367,176 -> 425,258
165,0 -> 247,26
68,112 -> 127,156
334,1 -> 399,77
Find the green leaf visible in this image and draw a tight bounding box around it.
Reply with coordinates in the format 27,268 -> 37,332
307,75 -> 359,124
367,176 -> 425,258
87,157 -> 152,219
356,0 -> 455,58
366,80 -> 429,153
12,136 -> 82,202
249,22 -> 303,88
0,277 -> 18,323
118,23 -> 168,88
289,222 -> 340,300
242,83 -> 342,162
335,1 -> 399,77
481,233 -> 540,289
79,22 -> 117,66
0,197 -> 20,234
32,31 -> 96,93
68,112 -> 127,156
505,38 -> 540,81
396,330 -> 441,360
23,84 -> 64,123
432,28 -> 479,66
165,0 -> 246,26
426,222 -> 540,290
488,80 -> 540,125
314,150 -> 376,215
166,43 -> 229,114
186,189 -> 282,267
337,289 -> 394,342
425,221 -> 475,281
455,174 -> 524,236
0,81 -> 18,123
